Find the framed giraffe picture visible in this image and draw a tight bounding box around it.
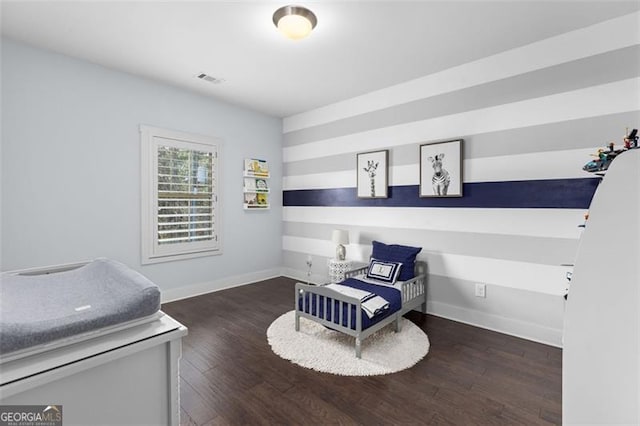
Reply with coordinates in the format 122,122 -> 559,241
357,149 -> 388,199
420,139 -> 463,198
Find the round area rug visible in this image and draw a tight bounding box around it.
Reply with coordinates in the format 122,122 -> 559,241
267,310 -> 430,376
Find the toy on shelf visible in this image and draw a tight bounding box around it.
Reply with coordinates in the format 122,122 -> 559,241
582,128 -> 638,174
624,128 -> 638,149
578,212 -> 589,229
583,146 -> 618,172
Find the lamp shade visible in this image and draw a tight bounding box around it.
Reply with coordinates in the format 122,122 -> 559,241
332,230 -> 349,245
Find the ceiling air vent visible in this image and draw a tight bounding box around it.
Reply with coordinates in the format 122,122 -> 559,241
196,73 -> 225,84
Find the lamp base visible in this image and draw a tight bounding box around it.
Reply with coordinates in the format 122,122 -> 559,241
336,244 -> 346,261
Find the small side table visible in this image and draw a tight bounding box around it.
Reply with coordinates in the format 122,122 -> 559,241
328,259 -> 352,283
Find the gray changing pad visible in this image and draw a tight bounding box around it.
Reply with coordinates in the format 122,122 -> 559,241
0,258 -> 161,355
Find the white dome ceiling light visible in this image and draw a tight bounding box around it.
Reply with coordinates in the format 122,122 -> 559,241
272,5 -> 317,40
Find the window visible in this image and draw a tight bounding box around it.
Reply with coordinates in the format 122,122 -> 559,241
141,126 -> 221,264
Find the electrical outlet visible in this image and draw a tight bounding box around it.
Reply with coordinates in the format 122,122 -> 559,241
475,283 -> 486,298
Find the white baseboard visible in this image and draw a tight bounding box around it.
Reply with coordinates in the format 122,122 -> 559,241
426,300 -> 563,348
160,267 -> 282,303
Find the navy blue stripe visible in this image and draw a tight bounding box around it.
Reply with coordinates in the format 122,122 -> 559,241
283,178 -> 599,209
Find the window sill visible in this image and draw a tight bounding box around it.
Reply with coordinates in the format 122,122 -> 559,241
141,248 -> 223,265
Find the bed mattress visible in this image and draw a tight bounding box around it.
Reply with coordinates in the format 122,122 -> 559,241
298,278 -> 402,330
0,258 -> 161,355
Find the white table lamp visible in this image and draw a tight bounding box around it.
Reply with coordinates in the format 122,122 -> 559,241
332,230 -> 349,261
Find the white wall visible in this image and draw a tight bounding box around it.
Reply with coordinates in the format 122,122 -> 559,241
281,11 -> 640,346
1,38 -> 283,300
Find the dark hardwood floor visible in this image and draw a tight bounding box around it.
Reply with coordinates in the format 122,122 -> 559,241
162,277 -> 562,425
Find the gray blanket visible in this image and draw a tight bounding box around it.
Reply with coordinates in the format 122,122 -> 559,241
0,258 -> 160,355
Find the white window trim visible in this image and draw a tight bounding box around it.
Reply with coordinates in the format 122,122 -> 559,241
140,125 -> 223,264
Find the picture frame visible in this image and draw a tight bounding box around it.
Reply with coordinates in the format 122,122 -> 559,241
419,139 -> 463,197
357,150 -> 388,199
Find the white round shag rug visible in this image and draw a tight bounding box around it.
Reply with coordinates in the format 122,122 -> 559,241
267,310 -> 430,376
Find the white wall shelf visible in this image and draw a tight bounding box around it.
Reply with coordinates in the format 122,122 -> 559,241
243,171 -> 270,178
243,158 -> 270,210
243,204 -> 270,210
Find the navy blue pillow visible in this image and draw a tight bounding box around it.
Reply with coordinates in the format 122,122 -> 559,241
371,241 -> 422,281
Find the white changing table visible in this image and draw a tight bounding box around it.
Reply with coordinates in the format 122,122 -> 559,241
0,312 -> 187,426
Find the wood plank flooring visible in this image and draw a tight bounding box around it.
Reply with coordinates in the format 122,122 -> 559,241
162,277 -> 562,425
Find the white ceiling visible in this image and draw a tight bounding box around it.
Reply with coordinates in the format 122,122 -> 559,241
2,1 -> 638,118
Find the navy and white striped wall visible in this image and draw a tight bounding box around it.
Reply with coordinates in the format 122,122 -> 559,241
281,11 -> 640,346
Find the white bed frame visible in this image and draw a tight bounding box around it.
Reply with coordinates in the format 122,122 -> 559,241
295,261 -> 427,358
0,262 -> 187,426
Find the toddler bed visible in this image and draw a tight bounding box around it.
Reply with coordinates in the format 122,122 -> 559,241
295,241 -> 427,358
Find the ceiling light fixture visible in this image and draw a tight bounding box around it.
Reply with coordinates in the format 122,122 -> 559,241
272,5 -> 317,40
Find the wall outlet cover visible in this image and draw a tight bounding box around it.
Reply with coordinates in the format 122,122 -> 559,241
475,283 -> 486,298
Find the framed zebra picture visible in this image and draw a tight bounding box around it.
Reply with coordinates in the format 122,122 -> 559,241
420,139 -> 463,197
357,149 -> 388,198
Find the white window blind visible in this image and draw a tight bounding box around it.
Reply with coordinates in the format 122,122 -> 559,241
141,126 -> 222,264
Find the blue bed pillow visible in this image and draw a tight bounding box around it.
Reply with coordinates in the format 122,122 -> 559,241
366,259 -> 402,284
371,241 -> 422,281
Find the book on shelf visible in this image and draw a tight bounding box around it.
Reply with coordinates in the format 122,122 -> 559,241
244,178 -> 256,191
256,193 -> 268,205
255,178 -> 268,191
244,158 -> 269,177
244,192 -> 258,205
244,192 -> 269,208
244,177 -> 269,192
